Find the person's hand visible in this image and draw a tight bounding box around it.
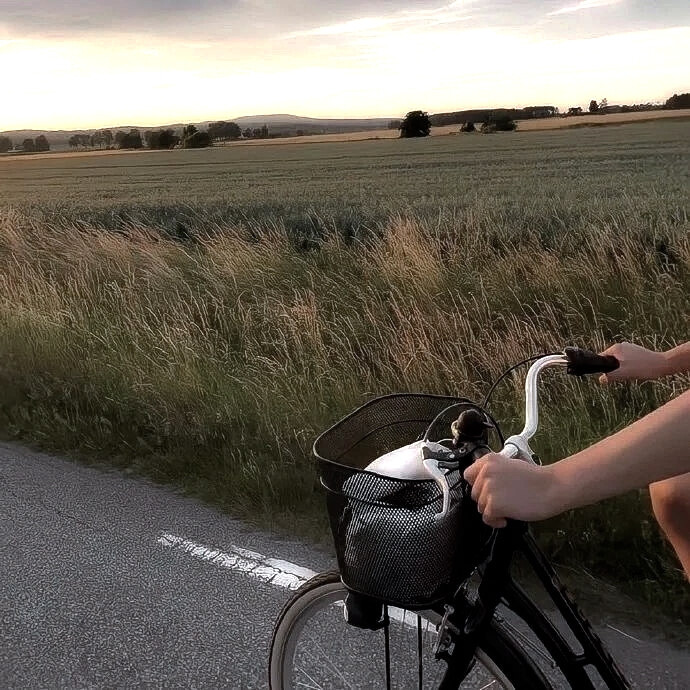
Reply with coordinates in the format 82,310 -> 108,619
598,342 -> 669,384
463,453 -> 562,528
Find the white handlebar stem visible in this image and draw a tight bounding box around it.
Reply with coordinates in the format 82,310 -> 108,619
499,354 -> 568,461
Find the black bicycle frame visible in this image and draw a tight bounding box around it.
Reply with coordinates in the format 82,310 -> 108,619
441,528 -> 631,690
504,532 -> 631,689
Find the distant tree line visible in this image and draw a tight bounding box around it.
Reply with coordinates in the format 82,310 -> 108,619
400,109 -> 518,138
431,106 -> 557,127
243,124 -> 270,139
60,120 -> 273,151
433,93 -> 690,127
69,129 -> 114,149
5,92 -> 687,154
0,135 -> 51,152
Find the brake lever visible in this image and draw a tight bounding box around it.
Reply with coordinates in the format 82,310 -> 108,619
500,436 -> 538,464
422,457 -> 452,522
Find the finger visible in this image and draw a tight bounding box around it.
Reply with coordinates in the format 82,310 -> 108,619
471,482 -> 482,503
483,516 -> 507,529
482,502 -> 506,528
600,342 -> 624,356
599,373 -> 608,385
463,460 -> 481,484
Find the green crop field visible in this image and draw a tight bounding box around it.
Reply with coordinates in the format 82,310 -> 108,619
2,120 -> 688,233
1,120 -> 689,618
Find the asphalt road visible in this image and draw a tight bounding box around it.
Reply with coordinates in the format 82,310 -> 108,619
1,443 -> 688,689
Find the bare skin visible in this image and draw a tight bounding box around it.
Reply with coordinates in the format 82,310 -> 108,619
464,341 -> 690,577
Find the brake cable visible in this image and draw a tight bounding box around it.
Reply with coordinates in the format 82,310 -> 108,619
482,352 -> 563,410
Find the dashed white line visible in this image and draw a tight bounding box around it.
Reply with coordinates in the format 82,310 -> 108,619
158,532 -> 438,631
157,532 -> 318,590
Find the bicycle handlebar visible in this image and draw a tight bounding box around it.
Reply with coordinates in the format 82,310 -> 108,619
427,347 -> 619,516
499,347 -> 620,462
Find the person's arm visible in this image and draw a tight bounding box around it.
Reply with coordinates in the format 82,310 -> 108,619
600,341 -> 690,383
464,390 -> 690,528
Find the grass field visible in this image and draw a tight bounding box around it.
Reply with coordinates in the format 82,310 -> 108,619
1,119 -> 689,619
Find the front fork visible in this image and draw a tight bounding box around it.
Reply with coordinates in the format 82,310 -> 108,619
437,522 -> 526,690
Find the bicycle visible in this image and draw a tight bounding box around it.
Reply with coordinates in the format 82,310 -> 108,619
269,347 -> 633,689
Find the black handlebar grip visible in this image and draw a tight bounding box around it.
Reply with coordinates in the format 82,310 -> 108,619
564,346 -> 620,377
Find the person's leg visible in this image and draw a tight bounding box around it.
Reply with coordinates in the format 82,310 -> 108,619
649,473 -> 690,578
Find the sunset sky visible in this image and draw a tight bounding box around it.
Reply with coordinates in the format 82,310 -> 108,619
1,0 -> 688,130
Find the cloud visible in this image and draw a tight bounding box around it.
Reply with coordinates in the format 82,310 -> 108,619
0,0 -> 243,38
284,1 -> 473,38
548,0 -> 622,16
0,0 -> 466,39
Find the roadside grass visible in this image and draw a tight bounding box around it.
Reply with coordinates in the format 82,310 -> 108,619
1,201 -> 688,621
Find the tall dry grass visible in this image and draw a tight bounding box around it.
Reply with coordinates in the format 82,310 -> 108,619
0,203 -> 688,617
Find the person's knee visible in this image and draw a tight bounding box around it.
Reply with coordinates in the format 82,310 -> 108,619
650,474 -> 690,537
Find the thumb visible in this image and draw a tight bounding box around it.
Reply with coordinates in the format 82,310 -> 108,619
599,373 -> 608,385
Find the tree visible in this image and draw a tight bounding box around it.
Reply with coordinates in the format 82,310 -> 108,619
69,134 -> 91,149
399,110 -> 431,138
114,129 -> 143,149
0,136 -> 12,153
480,115 -> 516,133
144,130 -> 159,149
22,138 -> 36,152
90,130 -> 112,149
35,135 -> 50,152
145,129 -> 179,149
589,100 -> 599,113
599,98 -> 608,110
159,129 -> 180,149
182,131 -> 212,148
249,124 -> 269,139
243,128 -> 252,139
493,115 -> 517,131
460,122 -> 475,132
127,129 -> 143,149
665,93 -> 690,109
182,124 -> 198,140
208,121 -> 242,141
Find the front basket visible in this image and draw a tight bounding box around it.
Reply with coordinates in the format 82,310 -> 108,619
315,394 -> 495,609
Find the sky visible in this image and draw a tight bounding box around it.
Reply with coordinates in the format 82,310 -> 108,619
0,0 -> 688,130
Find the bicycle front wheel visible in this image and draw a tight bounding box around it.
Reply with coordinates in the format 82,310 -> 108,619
269,571 -> 551,690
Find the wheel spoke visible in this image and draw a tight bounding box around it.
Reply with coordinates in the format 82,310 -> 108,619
271,574 -> 519,690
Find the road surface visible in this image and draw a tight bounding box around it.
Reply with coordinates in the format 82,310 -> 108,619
1,443 -> 687,688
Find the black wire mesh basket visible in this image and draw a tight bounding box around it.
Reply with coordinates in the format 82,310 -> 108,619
314,394 -> 496,609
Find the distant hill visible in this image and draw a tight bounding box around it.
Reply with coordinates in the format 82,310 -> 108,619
0,114 -> 395,151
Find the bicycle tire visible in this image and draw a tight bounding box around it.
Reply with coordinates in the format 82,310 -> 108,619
269,570 -> 553,690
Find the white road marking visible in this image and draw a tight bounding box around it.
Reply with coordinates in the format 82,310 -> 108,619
158,532 -> 317,590
157,532 -> 438,631
606,624 -> 641,643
